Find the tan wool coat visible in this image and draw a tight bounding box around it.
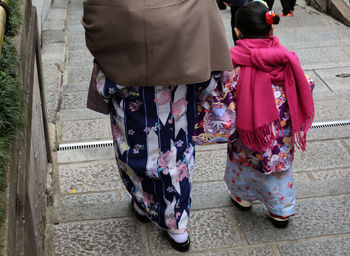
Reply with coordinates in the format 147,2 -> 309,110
83,0 -> 233,114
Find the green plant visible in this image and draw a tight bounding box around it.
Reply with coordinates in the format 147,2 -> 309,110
0,0 -> 22,231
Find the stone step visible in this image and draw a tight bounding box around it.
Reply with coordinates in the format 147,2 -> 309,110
49,139 -> 350,223
46,195 -> 350,256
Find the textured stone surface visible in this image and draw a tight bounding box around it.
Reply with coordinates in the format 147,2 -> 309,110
48,191 -> 131,223
61,119 -> 111,142
67,24 -> 85,34
58,161 -> 123,193
51,0 -> 69,9
294,168 -> 350,198
68,50 -> 93,64
237,195 -> 350,244
64,81 -> 89,92
191,182 -> 231,210
64,91 -> 88,109
51,218 -> 147,256
42,30 -> 65,44
66,65 -> 92,85
307,125 -> 350,141
148,208 -> 241,255
60,108 -> 107,121
57,146 -> 114,164
188,247 -> 276,256
43,64 -> 61,85
276,27 -> 340,49
279,237 -> 350,256
315,67 -> 350,96
44,83 -> 62,123
314,98 -> 350,121
43,20 -> 65,31
42,43 -> 66,63
194,150 -> 227,183
303,70 -> 335,100
67,34 -> 87,51
294,47 -> 350,68
47,8 -> 67,21
293,140 -> 350,172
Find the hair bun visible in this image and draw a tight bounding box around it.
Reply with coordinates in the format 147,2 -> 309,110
265,11 -> 280,26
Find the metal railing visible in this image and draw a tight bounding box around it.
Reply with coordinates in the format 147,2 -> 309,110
0,0 -> 9,55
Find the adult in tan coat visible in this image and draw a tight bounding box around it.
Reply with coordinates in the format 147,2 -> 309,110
83,0 -> 232,251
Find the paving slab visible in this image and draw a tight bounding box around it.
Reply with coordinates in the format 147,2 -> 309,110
64,81 -> 89,92
59,108 -> 107,121
58,160 -> 123,194
42,30 -> 65,44
60,118 -> 111,142
236,194 -> 350,245
303,70 -> 335,100
51,0 -> 69,9
279,236 -> 350,256
44,83 -> 62,124
67,49 -> 93,64
57,146 -> 114,164
193,150 -> 227,183
307,125 -> 350,141
42,43 -> 66,64
293,140 -> 350,172
187,246 -> 276,256
65,65 -> 92,85
51,218 -> 148,256
43,64 -> 62,85
275,26 -> 341,49
43,20 -> 65,31
295,47 -> 350,69
315,67 -> 350,96
67,24 -> 85,34
63,91 -> 88,109
294,168 -> 350,197
47,8 -> 67,21
313,98 -> 350,121
148,208 -> 242,255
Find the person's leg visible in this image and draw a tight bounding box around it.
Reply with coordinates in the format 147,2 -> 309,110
265,0 -> 275,10
217,0 -> 227,10
224,142 -> 257,205
280,0 -> 292,15
109,83 -> 199,251
256,167 -> 296,227
230,5 -> 240,43
290,0 -> 296,11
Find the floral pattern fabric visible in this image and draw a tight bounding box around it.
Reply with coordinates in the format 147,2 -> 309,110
226,67 -> 315,174
224,67 -> 314,217
224,161 -> 296,217
192,71 -> 237,145
94,65 -> 213,231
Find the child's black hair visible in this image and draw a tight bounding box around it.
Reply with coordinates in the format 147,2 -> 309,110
235,1 -> 280,38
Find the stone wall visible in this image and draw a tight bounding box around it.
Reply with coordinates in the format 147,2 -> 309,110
0,0 -> 50,255
306,0 -> 350,26
32,0 -> 52,34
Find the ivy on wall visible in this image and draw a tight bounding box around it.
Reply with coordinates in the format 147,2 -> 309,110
0,0 -> 22,229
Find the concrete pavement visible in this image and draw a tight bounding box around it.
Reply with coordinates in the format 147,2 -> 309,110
43,0 -> 350,255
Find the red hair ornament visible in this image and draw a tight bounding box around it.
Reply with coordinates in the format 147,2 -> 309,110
265,11 -> 277,25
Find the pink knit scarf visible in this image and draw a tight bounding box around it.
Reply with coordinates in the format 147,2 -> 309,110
230,36 -> 314,151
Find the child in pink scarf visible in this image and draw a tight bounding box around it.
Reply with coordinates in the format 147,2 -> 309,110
224,1 -> 315,228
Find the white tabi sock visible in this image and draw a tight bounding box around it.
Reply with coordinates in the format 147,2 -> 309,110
167,230 -> 188,243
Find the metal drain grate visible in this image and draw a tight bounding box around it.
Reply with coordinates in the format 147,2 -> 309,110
57,120 -> 350,151
310,120 -> 350,129
58,140 -> 114,151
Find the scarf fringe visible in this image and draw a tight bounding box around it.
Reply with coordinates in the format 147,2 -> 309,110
294,113 -> 314,151
237,120 -> 281,152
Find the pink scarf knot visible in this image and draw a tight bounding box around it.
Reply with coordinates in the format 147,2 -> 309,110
230,36 -> 314,152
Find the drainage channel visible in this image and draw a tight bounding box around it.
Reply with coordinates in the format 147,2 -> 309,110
58,120 -> 350,151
